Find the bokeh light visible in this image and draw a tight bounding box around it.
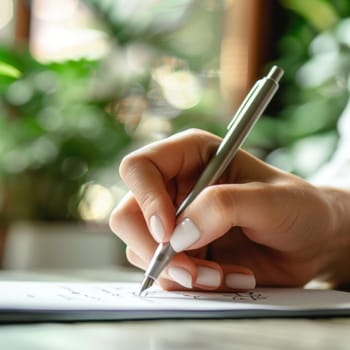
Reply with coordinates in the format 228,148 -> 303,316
0,0 -> 13,31
157,69 -> 201,110
30,0 -> 109,61
79,184 -> 115,221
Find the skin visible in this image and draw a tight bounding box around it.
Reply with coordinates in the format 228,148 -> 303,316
109,129 -> 350,291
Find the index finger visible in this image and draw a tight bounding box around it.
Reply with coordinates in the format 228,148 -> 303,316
119,129 -> 221,242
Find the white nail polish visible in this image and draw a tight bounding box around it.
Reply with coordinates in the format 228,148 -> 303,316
170,218 -> 200,252
168,267 -> 192,289
225,273 -> 256,290
195,267 -> 221,288
149,215 -> 165,242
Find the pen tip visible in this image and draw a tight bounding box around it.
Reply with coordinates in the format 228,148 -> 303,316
138,276 -> 154,296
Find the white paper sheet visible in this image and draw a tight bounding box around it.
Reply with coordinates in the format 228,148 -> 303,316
1,281 -> 350,322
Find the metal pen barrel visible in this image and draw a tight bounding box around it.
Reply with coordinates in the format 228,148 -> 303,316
138,65 -> 284,295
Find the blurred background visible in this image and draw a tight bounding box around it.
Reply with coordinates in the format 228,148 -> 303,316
0,0 -> 349,273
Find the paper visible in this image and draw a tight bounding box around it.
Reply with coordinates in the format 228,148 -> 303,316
0,281 -> 350,322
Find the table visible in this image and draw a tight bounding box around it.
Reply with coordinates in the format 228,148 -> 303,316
0,269 -> 349,350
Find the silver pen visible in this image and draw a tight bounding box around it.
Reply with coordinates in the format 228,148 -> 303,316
138,65 -> 284,295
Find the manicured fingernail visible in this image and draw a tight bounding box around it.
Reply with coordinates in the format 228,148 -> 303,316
195,266 -> 221,288
168,267 -> 192,289
225,273 -> 256,290
170,218 -> 200,252
149,215 -> 165,242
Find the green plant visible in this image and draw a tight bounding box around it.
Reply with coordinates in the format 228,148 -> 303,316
245,0 -> 350,177
0,0 -> 224,223
0,48 -> 131,221
84,0 -> 225,134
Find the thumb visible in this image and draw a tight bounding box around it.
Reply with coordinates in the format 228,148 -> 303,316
169,182 -> 281,252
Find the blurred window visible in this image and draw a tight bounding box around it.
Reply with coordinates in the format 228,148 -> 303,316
30,0 -> 108,62
7,0 -> 275,112
0,0 -> 16,44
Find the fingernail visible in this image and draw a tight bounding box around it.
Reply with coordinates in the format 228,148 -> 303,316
195,266 -> 221,288
170,218 -> 200,252
168,267 -> 192,289
149,215 -> 165,242
225,273 -> 256,290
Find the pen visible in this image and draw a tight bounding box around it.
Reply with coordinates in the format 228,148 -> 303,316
138,65 -> 284,295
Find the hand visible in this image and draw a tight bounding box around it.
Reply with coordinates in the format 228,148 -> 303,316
109,129 -> 349,291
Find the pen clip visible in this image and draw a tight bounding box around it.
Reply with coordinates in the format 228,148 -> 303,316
226,80 -> 262,131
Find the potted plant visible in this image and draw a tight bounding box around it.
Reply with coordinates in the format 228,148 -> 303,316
244,1 -> 350,177
0,47 -> 134,268
0,0 -> 224,268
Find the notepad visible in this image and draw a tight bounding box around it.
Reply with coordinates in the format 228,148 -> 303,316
1,281 -> 350,322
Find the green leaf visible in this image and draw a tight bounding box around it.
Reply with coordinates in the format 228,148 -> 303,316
282,0 -> 339,31
0,61 -> 21,78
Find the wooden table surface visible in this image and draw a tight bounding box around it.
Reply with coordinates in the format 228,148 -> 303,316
1,318 -> 349,350
0,269 -> 349,350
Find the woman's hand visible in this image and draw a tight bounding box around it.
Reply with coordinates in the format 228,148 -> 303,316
109,129 -> 350,291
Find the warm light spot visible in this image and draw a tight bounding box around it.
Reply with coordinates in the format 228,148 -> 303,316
154,68 -> 201,109
0,0 -> 13,30
79,184 -> 115,221
31,0 -> 109,62
32,0 -> 79,21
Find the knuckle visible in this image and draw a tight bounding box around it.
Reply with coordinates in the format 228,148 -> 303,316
180,128 -> 200,137
119,153 -> 139,181
108,195 -> 134,241
139,189 -> 158,212
125,246 -> 135,262
126,246 -> 148,270
201,186 -> 235,222
125,247 -> 140,268
109,208 -> 124,238
177,128 -> 206,141
185,128 -> 202,136
119,154 -> 160,214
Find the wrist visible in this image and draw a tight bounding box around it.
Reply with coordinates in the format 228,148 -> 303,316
317,187 -> 350,286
